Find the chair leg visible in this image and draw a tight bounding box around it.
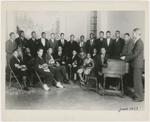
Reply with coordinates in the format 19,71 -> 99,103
9,72 -> 12,89
103,77 -> 106,96
121,75 -> 124,97
96,79 -> 98,92
13,74 -> 23,89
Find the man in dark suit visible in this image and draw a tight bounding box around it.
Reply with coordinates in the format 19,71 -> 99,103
94,48 -> 109,89
121,28 -> 144,102
38,32 -> 49,56
44,48 -> 64,84
27,31 -> 39,58
67,34 -> 80,59
10,49 -> 29,91
15,30 -> 28,57
95,31 -> 105,53
112,30 -> 125,59
48,33 -> 58,55
103,31 -> 113,57
57,33 -> 68,55
6,32 -> 17,81
78,35 -> 86,53
85,33 -> 96,55
120,33 -> 134,56
34,48 -> 54,91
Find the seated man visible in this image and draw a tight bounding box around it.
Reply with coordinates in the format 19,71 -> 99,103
34,48 -> 54,91
24,48 -> 35,87
10,49 -> 29,91
77,53 -> 94,84
68,50 -> 80,83
91,48 -> 98,59
94,48 -> 109,89
54,46 -> 70,84
44,47 -> 64,87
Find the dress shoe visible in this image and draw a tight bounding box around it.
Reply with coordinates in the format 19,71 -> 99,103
132,99 -> 143,102
63,79 -> 70,84
23,87 -> 30,91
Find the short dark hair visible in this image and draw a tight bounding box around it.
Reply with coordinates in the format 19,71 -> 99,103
51,33 -> 55,35
70,34 -> 74,38
37,48 -> 43,52
31,31 -> 36,35
60,33 -> 64,36
13,49 -> 18,53
124,33 -> 130,36
41,32 -> 46,35
20,30 -> 24,33
99,31 -> 104,34
9,32 -> 15,36
90,33 -> 94,36
116,30 -> 120,33
80,35 -> 84,39
47,47 -> 52,50
106,31 -> 111,34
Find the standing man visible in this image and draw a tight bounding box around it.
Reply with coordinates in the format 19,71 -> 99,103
85,33 -> 96,55
57,33 -> 68,56
95,31 -> 105,53
121,28 -> 144,102
27,31 -> 39,58
112,30 -> 125,59
103,31 -> 113,57
38,32 -> 49,56
78,35 -> 86,53
120,33 -> 134,56
15,30 -> 28,58
67,34 -> 80,59
48,33 -> 58,54
6,32 -> 17,81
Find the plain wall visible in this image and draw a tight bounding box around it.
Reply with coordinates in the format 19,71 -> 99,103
107,11 -> 145,42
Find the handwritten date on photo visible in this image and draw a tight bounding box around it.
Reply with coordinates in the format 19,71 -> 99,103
118,107 -> 138,112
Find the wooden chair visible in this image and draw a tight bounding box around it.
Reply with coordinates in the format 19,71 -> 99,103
9,64 -> 22,89
86,75 -> 98,92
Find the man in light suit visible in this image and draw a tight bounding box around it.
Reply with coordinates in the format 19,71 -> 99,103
121,28 -> 144,102
103,31 -> 113,57
78,35 -> 86,53
48,33 -> 58,55
6,32 -> 17,81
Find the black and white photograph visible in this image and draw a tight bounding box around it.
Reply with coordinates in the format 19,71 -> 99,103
2,1 -> 149,121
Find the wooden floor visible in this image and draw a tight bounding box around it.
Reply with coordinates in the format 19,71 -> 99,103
5,81 -> 144,110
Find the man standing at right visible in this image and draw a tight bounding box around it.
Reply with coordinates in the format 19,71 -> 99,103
121,28 -> 144,102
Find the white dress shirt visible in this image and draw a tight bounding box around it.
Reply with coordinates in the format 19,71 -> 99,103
51,39 -> 54,43
61,39 -> 64,45
107,38 -> 110,46
41,38 -> 45,46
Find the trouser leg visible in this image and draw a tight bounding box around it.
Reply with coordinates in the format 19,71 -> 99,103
133,68 -> 144,100
59,66 -> 67,80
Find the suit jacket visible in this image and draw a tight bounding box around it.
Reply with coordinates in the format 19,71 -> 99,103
68,54 -> 80,67
94,53 -> 109,72
34,56 -> 45,73
67,40 -> 80,57
38,38 -> 49,55
44,53 -> 54,65
95,38 -> 105,53
54,51 -> 66,65
120,39 -> 134,56
78,41 -> 86,53
103,38 -> 113,56
57,39 -> 68,55
10,56 -> 23,72
48,39 -> 58,54
27,38 -> 39,57
112,37 -> 125,56
15,37 -> 28,56
85,39 -> 96,55
6,39 -> 17,63
125,38 -> 144,68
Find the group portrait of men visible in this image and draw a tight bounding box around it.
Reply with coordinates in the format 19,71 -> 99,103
6,28 -> 144,102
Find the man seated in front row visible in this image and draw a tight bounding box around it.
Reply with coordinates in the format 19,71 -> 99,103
10,49 -> 29,91
44,47 -> 64,87
94,48 -> 109,90
53,46 -> 70,84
